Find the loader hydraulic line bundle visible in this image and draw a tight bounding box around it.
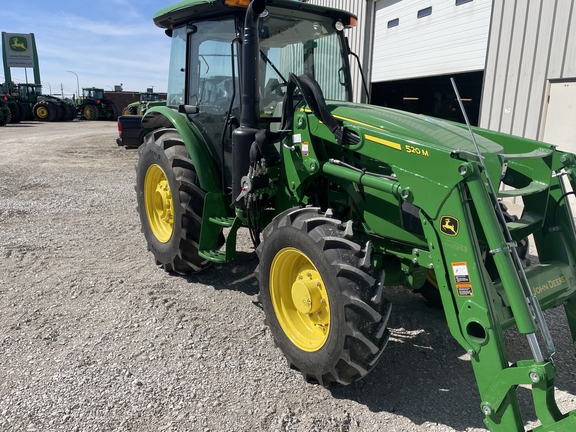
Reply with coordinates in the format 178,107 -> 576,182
133,1 -> 576,430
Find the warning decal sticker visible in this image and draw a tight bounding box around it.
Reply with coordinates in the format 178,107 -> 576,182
452,262 -> 473,297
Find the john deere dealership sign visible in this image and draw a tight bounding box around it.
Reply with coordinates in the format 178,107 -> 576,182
3,33 -> 35,67
2,32 -> 41,86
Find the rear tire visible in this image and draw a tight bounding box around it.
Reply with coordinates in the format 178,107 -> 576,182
9,102 -> 21,123
123,105 -> 137,115
83,104 -> 99,120
33,101 -> 56,121
256,207 -> 391,387
65,103 -> 76,120
54,104 -> 64,121
135,128 -> 222,274
108,104 -> 119,121
0,103 -> 10,126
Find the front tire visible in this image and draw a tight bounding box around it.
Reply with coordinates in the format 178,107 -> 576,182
256,207 -> 391,387
83,104 -> 99,120
136,128 -> 221,274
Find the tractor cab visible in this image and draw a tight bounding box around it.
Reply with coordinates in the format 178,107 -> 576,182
17,84 -> 42,104
140,92 -> 159,103
82,87 -> 104,101
149,0 -> 356,192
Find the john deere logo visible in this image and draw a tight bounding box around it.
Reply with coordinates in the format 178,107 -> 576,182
9,36 -> 28,52
440,216 -> 459,236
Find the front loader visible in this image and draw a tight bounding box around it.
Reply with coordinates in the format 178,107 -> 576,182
135,1 -> 576,430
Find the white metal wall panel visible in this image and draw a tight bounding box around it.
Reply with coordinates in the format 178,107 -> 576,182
565,3 -> 576,77
480,0 -> 576,141
509,2 -> 542,138
548,1 -> 573,79
371,0 -> 492,83
522,3 -> 555,140
491,1 -> 526,134
305,0 -> 372,102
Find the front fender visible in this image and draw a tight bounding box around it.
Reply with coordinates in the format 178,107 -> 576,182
142,106 -> 221,193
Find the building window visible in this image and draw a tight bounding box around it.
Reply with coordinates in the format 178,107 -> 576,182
456,0 -> 473,5
388,18 -> 399,28
417,7 -> 432,18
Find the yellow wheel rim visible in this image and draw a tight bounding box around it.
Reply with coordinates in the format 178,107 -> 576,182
270,248 -> 330,352
144,164 -> 174,243
83,106 -> 92,119
36,106 -> 48,118
122,108 -> 131,115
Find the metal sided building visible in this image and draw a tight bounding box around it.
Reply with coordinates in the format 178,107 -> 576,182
480,0 -> 576,152
306,0 -> 492,124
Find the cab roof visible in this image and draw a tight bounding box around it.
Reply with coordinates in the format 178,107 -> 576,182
153,0 -> 356,30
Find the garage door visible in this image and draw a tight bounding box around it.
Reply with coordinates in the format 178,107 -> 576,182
372,0 -> 492,82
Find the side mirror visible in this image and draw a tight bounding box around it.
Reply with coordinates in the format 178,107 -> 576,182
178,104 -> 199,114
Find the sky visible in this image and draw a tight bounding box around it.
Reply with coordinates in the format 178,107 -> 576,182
1,0 -> 178,97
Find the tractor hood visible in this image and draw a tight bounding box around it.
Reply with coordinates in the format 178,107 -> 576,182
329,101 -> 505,156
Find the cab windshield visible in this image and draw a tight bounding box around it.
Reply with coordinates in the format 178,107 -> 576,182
19,85 -> 42,98
258,13 -> 350,114
166,11 -> 351,115
84,89 -> 104,99
141,93 -> 159,102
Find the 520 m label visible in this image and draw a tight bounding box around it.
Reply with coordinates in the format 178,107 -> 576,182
405,145 -> 429,157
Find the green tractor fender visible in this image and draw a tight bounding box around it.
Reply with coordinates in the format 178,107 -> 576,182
142,106 -> 222,193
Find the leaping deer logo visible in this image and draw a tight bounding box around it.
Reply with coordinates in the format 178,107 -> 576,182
440,216 -> 459,236
9,37 -> 28,52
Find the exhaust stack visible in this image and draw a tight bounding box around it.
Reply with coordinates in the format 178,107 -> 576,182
232,0 -> 266,205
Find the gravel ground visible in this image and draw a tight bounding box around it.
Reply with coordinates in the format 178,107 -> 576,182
1,120 -> 576,432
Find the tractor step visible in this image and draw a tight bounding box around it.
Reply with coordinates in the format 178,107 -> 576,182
208,216 -> 235,227
498,181 -> 548,197
506,210 -> 543,238
198,249 -> 227,263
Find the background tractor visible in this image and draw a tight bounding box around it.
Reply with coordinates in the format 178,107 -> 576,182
12,83 -> 76,122
122,92 -> 165,116
0,83 -> 24,123
75,87 -> 119,121
0,99 -> 10,126
133,1 -> 576,430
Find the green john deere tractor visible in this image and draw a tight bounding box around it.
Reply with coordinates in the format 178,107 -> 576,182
0,99 -> 11,126
122,92 -> 165,115
13,83 -> 76,122
75,87 -> 119,120
134,1 -> 576,430
0,83 -> 24,123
